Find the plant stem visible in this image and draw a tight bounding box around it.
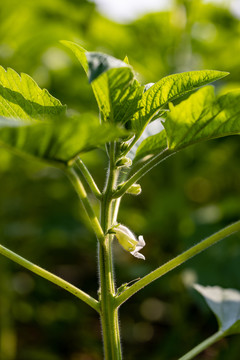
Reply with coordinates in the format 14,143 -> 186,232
178,330 -> 224,360
113,148 -> 173,198
99,240 -> 122,359
116,220 -> 240,307
75,158 -> 102,199
67,167 -> 105,244
0,243 -> 100,312
99,142 -> 122,359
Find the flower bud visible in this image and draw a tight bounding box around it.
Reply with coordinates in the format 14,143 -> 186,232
120,142 -> 129,153
113,224 -> 145,260
126,183 -> 142,195
115,157 -> 132,168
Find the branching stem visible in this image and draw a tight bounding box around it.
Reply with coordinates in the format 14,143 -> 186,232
115,220 -> 240,307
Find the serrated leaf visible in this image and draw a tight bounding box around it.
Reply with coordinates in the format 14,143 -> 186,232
62,41 -> 143,126
132,70 -> 229,135
194,284 -> 240,335
164,86 -> 240,151
0,66 -> 66,120
0,114 -> 129,166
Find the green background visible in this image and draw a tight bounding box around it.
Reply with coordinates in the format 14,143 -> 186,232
0,0 -> 239,359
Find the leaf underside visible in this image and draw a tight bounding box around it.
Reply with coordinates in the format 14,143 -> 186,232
0,115 -> 128,165
0,62 -> 130,165
194,284 -> 240,335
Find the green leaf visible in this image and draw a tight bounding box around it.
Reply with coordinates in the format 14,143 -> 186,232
194,284 -> 240,335
134,129 -> 168,161
0,114 -> 129,166
164,86 -> 240,151
86,52 -> 129,83
0,66 -> 66,120
61,41 -> 143,126
61,40 -> 129,82
132,70 -> 229,135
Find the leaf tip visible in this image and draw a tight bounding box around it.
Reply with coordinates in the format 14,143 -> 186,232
60,40 -> 87,53
220,71 -> 230,77
123,55 -> 129,65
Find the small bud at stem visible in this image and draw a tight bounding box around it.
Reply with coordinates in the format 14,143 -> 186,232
126,183 -> 142,195
115,157 -> 132,168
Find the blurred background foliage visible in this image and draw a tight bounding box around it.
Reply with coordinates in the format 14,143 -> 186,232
0,0 -> 240,359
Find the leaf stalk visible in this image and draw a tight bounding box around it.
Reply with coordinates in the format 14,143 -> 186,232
0,243 -> 100,312
178,330 -> 224,360
75,157 -> 102,199
66,167 -> 105,244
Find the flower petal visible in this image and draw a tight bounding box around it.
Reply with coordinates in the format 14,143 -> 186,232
131,250 -> 145,260
113,224 -> 146,260
138,236 -> 146,247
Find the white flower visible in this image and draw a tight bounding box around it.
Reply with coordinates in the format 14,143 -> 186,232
113,224 -> 145,260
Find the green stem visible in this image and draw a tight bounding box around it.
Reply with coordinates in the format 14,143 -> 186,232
178,330 -> 224,360
113,148 -> 173,198
112,197 -> 121,224
75,158 -> 102,199
67,167 -> 105,244
120,110 -> 168,158
99,142 -> 122,359
0,243 -> 100,313
116,220 -> 240,307
99,240 -> 121,359
121,133 -> 141,158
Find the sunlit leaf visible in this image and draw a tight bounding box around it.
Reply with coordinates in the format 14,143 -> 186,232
134,129 -> 167,162
164,86 -> 240,151
194,284 -> 240,335
61,41 -> 143,126
132,70 -> 229,135
0,66 -> 66,120
86,52 -> 129,83
0,114 -> 129,165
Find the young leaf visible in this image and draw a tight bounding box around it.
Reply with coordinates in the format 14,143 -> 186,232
61,41 -> 143,126
86,52 -> 129,83
61,40 -> 130,82
194,284 -> 240,335
132,70 -> 229,135
0,114 -> 129,166
164,86 -> 240,151
0,66 -> 66,120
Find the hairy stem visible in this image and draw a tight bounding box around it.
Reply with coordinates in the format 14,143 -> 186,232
116,220 -> 240,307
99,142 -> 122,359
0,243 -> 100,312
178,330 -> 224,360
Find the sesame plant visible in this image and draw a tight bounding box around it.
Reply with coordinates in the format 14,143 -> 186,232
0,41 -> 240,359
